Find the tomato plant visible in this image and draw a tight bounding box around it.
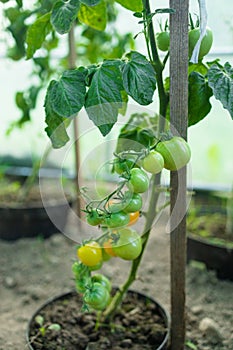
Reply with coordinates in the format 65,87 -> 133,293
13,0 -> 233,342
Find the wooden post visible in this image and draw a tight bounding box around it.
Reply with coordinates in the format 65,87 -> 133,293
169,1 -> 189,349
68,26 -> 82,220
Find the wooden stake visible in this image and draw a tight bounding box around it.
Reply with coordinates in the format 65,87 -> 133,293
68,26 -> 82,221
169,1 -> 189,349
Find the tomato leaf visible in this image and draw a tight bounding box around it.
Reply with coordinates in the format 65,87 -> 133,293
44,81 -> 70,149
188,72 -> 213,127
51,0 -> 80,35
78,1 -> 107,31
47,69 -> 88,118
121,51 -> 156,105
26,13 -> 52,59
115,0 -> 143,12
80,0 -> 101,5
85,60 -> 124,136
116,113 -> 158,153
207,62 -> 233,120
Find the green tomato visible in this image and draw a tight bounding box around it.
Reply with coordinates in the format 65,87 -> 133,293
128,168 -> 150,193
123,191 -> 143,213
72,261 -> 90,280
83,282 -> 110,310
156,31 -> 170,51
156,136 -> 191,171
104,211 -> 130,228
86,209 -> 103,226
189,27 -> 213,60
113,155 -> 139,175
142,150 -> 164,174
72,262 -> 91,293
91,274 -> 112,293
113,228 -> 142,260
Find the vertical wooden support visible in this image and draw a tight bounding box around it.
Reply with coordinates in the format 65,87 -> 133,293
169,1 -> 189,349
68,26 -> 82,220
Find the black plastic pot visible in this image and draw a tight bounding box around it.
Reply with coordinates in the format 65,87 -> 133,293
0,200 -> 72,241
187,234 -> 233,281
26,289 -> 170,350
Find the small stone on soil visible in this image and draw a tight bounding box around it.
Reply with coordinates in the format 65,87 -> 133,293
4,276 -> 17,288
199,317 -> 223,344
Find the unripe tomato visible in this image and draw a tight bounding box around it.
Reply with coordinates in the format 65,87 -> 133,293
113,228 -> 142,260
77,241 -> 102,267
83,282 -> 110,310
123,191 -> 143,213
86,209 -> 103,226
113,155 -> 139,174
104,211 -> 130,228
91,274 -> 112,293
156,31 -> 170,51
156,136 -> 191,171
128,168 -> 150,193
188,27 -> 213,60
142,150 -> 164,174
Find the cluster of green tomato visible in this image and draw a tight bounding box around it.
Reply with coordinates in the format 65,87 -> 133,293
156,26 -> 213,61
72,136 -> 191,311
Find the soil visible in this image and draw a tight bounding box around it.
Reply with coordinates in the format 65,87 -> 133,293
0,209 -> 233,350
28,290 -> 168,350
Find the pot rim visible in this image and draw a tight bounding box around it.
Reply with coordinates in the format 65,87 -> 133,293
187,231 -> 233,250
26,288 -> 170,350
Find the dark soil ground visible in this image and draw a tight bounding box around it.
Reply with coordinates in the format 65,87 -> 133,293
0,209 -> 233,350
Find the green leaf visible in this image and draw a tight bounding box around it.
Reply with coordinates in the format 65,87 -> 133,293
85,60 -> 124,136
48,323 -> 61,331
44,81 -> 70,149
115,0 -> 143,12
188,62 -> 208,76
35,315 -> 44,327
51,0 -> 80,34
48,68 -> 88,118
16,0 -> 23,7
116,113 -> 158,153
26,13 -> 52,59
78,1 -> 107,31
122,51 -> 156,105
188,72 -> 213,127
207,62 -> 233,120
80,0 -> 101,5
